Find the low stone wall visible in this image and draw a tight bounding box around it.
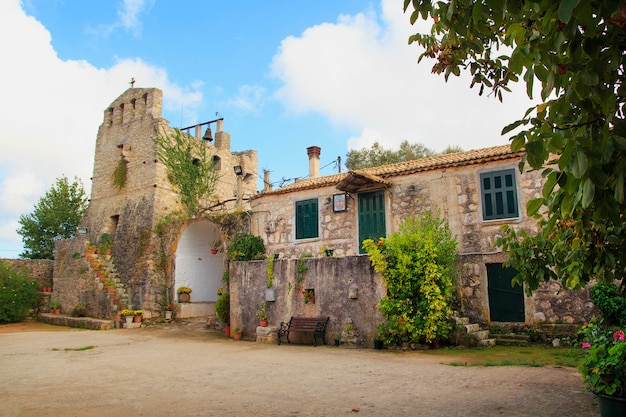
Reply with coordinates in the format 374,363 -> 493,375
1,258 -> 54,288
229,255 -> 385,347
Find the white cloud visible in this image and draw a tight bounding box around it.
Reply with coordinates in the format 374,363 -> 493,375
271,0 -> 537,153
218,85 -> 267,114
0,0 -> 200,257
94,0 -> 154,38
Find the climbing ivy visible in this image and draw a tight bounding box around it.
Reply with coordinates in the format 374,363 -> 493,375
155,129 -> 219,217
112,157 -> 128,190
363,211 -> 458,346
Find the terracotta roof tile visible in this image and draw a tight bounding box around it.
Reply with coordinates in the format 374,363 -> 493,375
256,144 -> 520,197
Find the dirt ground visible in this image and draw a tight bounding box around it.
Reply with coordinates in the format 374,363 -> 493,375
0,320 -> 599,417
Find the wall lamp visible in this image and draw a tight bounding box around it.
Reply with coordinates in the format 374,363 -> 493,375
233,165 -> 243,176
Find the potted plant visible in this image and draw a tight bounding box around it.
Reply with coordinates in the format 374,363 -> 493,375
50,301 -> 61,315
164,304 -> 173,320
177,286 -> 192,303
210,239 -> 221,255
373,324 -> 385,350
70,302 -> 88,317
334,333 -> 341,347
578,319 -> 626,415
233,327 -> 243,340
256,302 -> 268,327
215,290 -> 230,335
121,309 -> 134,324
133,310 -> 144,323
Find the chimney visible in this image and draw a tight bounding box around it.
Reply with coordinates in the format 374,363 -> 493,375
263,169 -> 273,192
307,146 -> 321,178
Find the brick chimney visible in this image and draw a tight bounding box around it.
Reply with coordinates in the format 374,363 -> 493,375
307,146 -> 321,178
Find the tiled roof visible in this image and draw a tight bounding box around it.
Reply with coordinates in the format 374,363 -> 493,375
255,144 -> 521,197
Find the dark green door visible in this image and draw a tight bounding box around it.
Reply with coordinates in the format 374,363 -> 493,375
487,263 -> 525,322
358,190 -> 386,253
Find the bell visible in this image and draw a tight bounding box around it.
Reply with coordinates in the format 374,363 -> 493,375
202,126 -> 213,141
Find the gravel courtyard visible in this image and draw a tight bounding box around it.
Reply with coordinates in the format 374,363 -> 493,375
0,321 -> 598,417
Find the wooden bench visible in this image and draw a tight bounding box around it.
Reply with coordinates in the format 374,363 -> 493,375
277,316 -> 329,346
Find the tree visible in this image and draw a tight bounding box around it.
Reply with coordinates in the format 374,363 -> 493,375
17,176 -> 87,260
155,129 -> 219,217
404,1 -> 626,294
346,140 -> 436,170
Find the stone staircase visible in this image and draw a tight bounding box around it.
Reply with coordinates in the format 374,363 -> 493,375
493,333 -> 530,346
450,313 -> 496,347
85,248 -> 131,313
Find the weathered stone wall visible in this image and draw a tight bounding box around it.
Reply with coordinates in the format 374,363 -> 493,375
456,253 -> 594,325
0,258 -> 53,287
229,255 -> 385,346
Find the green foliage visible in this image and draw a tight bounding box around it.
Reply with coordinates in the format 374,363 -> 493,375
70,302 -> 88,317
155,129 -> 219,217
111,157 -> 128,190
17,175 -> 88,259
590,283 -> 626,326
295,254 -> 310,284
266,256 -> 275,288
256,301 -> 268,320
227,233 -> 266,261
405,1 -> 626,295
346,141 -> 435,170
215,291 -> 230,325
0,261 -> 40,323
99,233 -> 113,251
363,211 -> 457,345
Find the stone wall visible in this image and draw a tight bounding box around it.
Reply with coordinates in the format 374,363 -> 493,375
0,258 -> 53,287
229,255 -> 385,346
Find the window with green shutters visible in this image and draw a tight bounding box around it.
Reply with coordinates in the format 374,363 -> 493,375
295,198 -> 318,239
480,169 -> 519,221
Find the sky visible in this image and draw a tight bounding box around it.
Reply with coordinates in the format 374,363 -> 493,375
0,0 -> 537,258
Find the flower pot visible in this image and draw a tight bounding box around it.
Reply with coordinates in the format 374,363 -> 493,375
373,339 -> 383,349
178,293 -> 191,303
597,393 -> 626,417
224,325 -> 231,337
210,248 -> 218,255
233,332 -> 242,340
259,319 -> 268,327
164,311 -> 172,320
125,316 -> 133,324
133,316 -> 142,323
53,308 -> 60,315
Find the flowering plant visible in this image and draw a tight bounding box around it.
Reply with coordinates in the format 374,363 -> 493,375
578,319 -> 626,398
134,310 -> 144,316
302,289 -> 315,304
165,305 -> 173,311
177,286 -> 192,294
120,309 -> 134,316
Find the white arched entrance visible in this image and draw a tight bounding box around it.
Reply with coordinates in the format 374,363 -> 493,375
175,221 -> 223,317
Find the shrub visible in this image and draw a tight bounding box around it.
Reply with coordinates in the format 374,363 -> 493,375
590,282 -> 626,326
227,233 -> 266,261
363,211 -> 458,346
70,302 -> 88,317
0,261 -> 40,323
215,291 -> 230,325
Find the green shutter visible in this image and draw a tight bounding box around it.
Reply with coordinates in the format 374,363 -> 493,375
480,169 -> 519,220
358,190 -> 386,253
295,199 -> 318,239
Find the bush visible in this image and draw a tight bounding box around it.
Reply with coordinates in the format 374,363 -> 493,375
215,291 -> 230,325
590,282 -> 626,326
227,233 -> 266,261
0,261 -> 40,323
70,302 -> 88,317
363,211 -> 458,346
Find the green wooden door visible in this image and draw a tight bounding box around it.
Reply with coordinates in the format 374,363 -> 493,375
487,263 -> 525,322
358,190 -> 386,253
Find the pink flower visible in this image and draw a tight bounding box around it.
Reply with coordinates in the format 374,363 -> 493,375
581,342 -> 591,349
583,321 -> 588,327
613,330 -> 625,342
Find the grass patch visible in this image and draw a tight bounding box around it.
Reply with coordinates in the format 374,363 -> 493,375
52,345 -> 95,351
424,344 -> 582,368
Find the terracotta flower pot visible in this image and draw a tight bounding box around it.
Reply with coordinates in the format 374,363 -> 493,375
133,316 -> 142,323
259,320 -> 268,327
210,248 -> 218,255
233,332 -> 242,340
178,293 -> 191,303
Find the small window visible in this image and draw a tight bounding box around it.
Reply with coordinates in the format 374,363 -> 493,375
295,199 -> 318,239
213,155 -> 221,171
480,169 -> 519,220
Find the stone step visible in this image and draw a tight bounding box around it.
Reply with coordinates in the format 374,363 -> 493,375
464,323 -> 480,333
478,338 -> 497,347
39,313 -> 114,330
494,333 -> 530,341
454,316 -> 470,325
494,334 -> 530,346
468,330 -> 490,341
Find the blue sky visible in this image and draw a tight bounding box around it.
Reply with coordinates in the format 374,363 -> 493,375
0,0 -> 536,258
